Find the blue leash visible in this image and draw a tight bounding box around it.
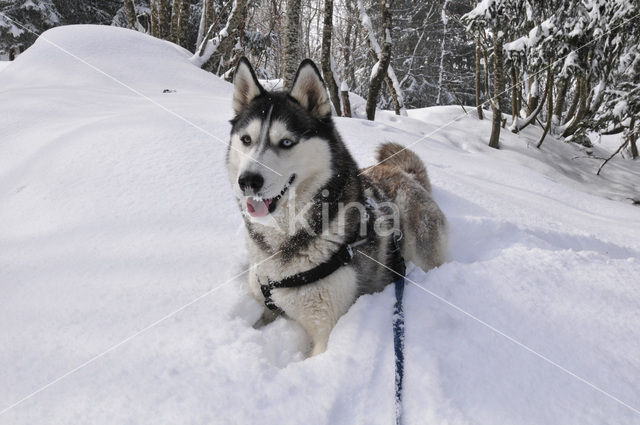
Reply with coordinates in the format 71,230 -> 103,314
393,275 -> 406,425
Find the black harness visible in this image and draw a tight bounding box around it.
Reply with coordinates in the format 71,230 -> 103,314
261,236 -> 367,312
260,197 -> 405,313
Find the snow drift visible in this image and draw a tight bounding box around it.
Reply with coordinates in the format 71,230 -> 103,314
1,25 -> 639,425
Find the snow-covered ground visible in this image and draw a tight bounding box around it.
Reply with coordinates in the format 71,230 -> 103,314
1,25 -> 639,425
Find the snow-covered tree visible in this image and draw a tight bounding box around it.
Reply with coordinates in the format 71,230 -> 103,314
191,0 -> 249,74
2,0 -> 637,147
359,0 -> 393,120
463,0 -> 525,148
0,0 -> 60,59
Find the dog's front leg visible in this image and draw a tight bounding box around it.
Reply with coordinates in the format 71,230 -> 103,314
270,286 -> 336,356
305,319 -> 335,356
275,267 -> 358,356
253,308 -> 279,329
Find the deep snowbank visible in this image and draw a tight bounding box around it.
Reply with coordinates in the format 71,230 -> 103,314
1,25 -> 639,425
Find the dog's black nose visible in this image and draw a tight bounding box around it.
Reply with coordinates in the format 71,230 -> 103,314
238,172 -> 264,192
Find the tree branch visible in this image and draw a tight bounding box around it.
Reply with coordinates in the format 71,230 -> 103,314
596,140 -> 628,176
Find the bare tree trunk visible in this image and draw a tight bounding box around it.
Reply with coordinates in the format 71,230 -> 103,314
283,0 -> 302,90
176,0 -> 191,48
263,0 -> 280,76
140,13 -> 152,33
365,0 -> 393,121
321,0 -> 341,115
472,1 -> 483,119
537,66 -> 553,148
561,73 -> 606,141
150,0 -> 159,37
528,77 -> 539,113
206,0 -> 216,31
482,43 -> 491,103
628,116 -> 638,159
488,35 -> 503,149
124,0 -> 137,29
341,89 -> 352,117
516,78 -> 522,117
435,0 -> 451,105
170,0 -> 181,43
158,0 -> 170,39
563,78 -> 580,125
511,70 -> 550,133
562,78 -> 589,137
510,66 -> 519,123
348,14 -> 358,91
343,0 -> 354,87
383,76 -> 399,114
196,0 -> 208,47
475,35 -> 483,119
302,5 -> 312,59
553,78 -> 568,125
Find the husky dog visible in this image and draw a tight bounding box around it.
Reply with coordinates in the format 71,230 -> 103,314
227,58 -> 447,356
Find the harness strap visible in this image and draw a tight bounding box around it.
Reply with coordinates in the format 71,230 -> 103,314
259,196 -> 403,313
261,238 -> 366,311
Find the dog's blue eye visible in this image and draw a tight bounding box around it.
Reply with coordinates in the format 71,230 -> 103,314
280,138 -> 296,148
241,135 -> 251,146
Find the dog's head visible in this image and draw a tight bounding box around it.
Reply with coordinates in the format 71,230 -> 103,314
227,58 -> 335,218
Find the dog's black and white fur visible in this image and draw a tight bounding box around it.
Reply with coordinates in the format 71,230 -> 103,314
227,58 -> 447,356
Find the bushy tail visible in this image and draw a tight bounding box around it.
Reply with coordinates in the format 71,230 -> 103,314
376,142 -> 431,192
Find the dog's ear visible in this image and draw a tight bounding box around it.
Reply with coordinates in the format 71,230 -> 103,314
233,57 -> 264,115
289,59 -> 331,120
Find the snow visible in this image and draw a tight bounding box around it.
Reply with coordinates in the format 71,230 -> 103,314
590,79 -> 606,111
259,78 -> 284,91
1,25 -> 640,425
504,36 -> 527,54
613,100 -> 628,119
370,59 -> 380,80
562,51 -> 580,76
330,53 -> 341,96
464,0 -> 495,21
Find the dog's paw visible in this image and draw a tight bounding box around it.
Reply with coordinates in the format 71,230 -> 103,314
228,294 -> 263,326
252,308 -> 279,329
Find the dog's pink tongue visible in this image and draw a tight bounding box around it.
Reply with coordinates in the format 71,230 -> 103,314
246,197 -> 271,217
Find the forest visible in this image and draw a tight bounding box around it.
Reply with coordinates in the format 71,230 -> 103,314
2,0 -> 638,160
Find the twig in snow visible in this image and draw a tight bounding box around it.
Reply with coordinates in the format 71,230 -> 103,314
445,82 -> 468,114
596,140 -> 628,175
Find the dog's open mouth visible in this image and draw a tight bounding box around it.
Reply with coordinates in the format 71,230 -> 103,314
246,174 -> 296,217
